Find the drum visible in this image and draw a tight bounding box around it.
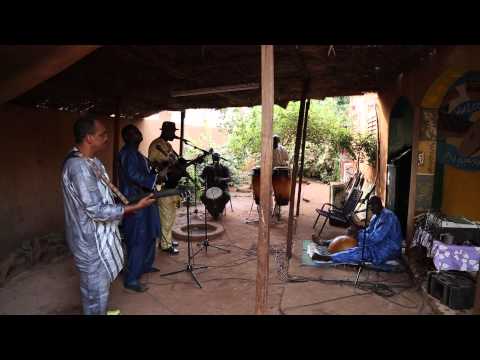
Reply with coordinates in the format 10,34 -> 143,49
251,166 -> 261,205
327,235 -> 358,254
206,186 -> 223,200
272,166 -> 291,206
201,186 -> 230,220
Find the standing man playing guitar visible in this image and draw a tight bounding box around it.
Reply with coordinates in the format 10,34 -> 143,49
148,121 -> 181,255
62,115 -> 156,314
118,124 -> 162,292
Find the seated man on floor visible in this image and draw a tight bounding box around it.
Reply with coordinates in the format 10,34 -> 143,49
313,196 -> 402,266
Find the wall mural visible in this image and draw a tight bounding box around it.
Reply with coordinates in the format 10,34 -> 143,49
437,71 -> 480,170
415,109 -> 437,211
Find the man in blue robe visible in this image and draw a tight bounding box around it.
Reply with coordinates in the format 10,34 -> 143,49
118,124 -> 161,292
314,196 -> 402,265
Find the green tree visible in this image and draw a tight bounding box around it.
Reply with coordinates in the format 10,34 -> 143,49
221,97 -> 375,183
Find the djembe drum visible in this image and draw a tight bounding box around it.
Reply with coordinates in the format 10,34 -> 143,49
272,166 -> 291,206
251,166 -> 261,205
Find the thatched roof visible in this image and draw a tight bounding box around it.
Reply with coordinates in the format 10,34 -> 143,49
10,45 -> 437,119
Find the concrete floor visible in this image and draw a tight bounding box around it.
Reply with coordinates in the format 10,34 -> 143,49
0,180 -> 433,315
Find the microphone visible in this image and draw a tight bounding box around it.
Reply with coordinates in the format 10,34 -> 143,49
174,136 -> 190,144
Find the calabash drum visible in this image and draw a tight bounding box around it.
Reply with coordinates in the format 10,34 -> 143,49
327,235 -> 358,254
251,167 -> 261,205
272,167 -> 291,206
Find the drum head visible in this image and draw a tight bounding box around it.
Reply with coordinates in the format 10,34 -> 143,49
206,186 -> 223,200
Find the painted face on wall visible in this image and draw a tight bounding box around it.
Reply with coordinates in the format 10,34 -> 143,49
459,113 -> 480,157
438,72 -> 480,165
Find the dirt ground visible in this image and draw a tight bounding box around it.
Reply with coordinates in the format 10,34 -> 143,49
0,180 -> 433,315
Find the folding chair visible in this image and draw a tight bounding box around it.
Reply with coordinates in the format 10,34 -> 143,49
313,188 -> 363,237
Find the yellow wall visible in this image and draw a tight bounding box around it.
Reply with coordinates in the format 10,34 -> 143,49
441,137 -> 480,220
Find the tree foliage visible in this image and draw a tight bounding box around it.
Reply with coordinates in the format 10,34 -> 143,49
220,97 -> 377,183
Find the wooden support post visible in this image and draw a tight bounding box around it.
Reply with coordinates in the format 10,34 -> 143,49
474,271 -> 480,315
406,106 -> 421,257
112,99 -> 121,185
255,45 -> 274,315
296,98 -> 310,217
286,80 -> 309,259
179,110 -> 186,157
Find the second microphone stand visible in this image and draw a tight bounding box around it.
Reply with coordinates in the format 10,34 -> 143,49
160,188 -> 207,288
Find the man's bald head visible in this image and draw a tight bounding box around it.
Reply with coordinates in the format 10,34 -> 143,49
368,196 -> 384,215
273,135 -> 280,149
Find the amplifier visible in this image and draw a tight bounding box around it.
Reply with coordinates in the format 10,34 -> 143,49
427,271 -> 475,310
425,213 -> 480,246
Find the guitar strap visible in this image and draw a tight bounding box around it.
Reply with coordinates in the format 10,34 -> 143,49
66,149 -> 131,205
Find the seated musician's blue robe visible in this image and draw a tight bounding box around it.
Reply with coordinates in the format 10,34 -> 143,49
331,208 -> 402,265
118,144 -> 160,285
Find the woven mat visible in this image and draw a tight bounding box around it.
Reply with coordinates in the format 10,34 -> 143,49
301,240 -> 406,273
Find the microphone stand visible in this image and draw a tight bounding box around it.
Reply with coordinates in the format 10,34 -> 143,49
193,162 -> 199,215
176,138 -> 212,216
160,186 -> 207,288
354,191 -> 373,287
181,138 -> 229,162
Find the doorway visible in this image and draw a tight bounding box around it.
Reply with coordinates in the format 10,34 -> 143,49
387,97 -> 414,237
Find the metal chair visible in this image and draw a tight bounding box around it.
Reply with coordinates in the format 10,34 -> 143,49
313,188 -> 363,237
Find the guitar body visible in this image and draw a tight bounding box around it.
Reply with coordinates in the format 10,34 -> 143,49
151,148 -> 211,189
163,157 -> 188,188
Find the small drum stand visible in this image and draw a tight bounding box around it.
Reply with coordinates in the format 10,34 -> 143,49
272,201 -> 282,223
160,189 -> 207,288
194,177 -> 230,256
245,200 -> 260,224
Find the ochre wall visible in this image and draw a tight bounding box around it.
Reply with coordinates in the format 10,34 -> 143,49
118,112 -> 228,158
0,104 -> 114,260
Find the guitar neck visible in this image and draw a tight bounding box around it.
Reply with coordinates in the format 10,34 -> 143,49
128,189 -> 181,204
152,189 -> 181,199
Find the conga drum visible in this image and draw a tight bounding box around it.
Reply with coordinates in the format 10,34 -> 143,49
251,166 -> 261,205
272,166 -> 291,206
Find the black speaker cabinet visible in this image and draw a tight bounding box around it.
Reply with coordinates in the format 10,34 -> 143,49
427,271 -> 475,310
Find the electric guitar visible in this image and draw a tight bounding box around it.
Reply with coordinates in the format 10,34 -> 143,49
151,148 -> 213,189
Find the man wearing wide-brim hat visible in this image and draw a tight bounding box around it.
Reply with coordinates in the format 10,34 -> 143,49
148,121 -> 181,255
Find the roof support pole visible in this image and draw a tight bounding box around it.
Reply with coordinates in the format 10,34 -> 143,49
179,110 -> 186,157
296,98 -> 311,216
406,105 -> 421,257
474,271 -> 480,314
255,45 -> 274,315
112,98 -> 121,185
286,80 -> 309,259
